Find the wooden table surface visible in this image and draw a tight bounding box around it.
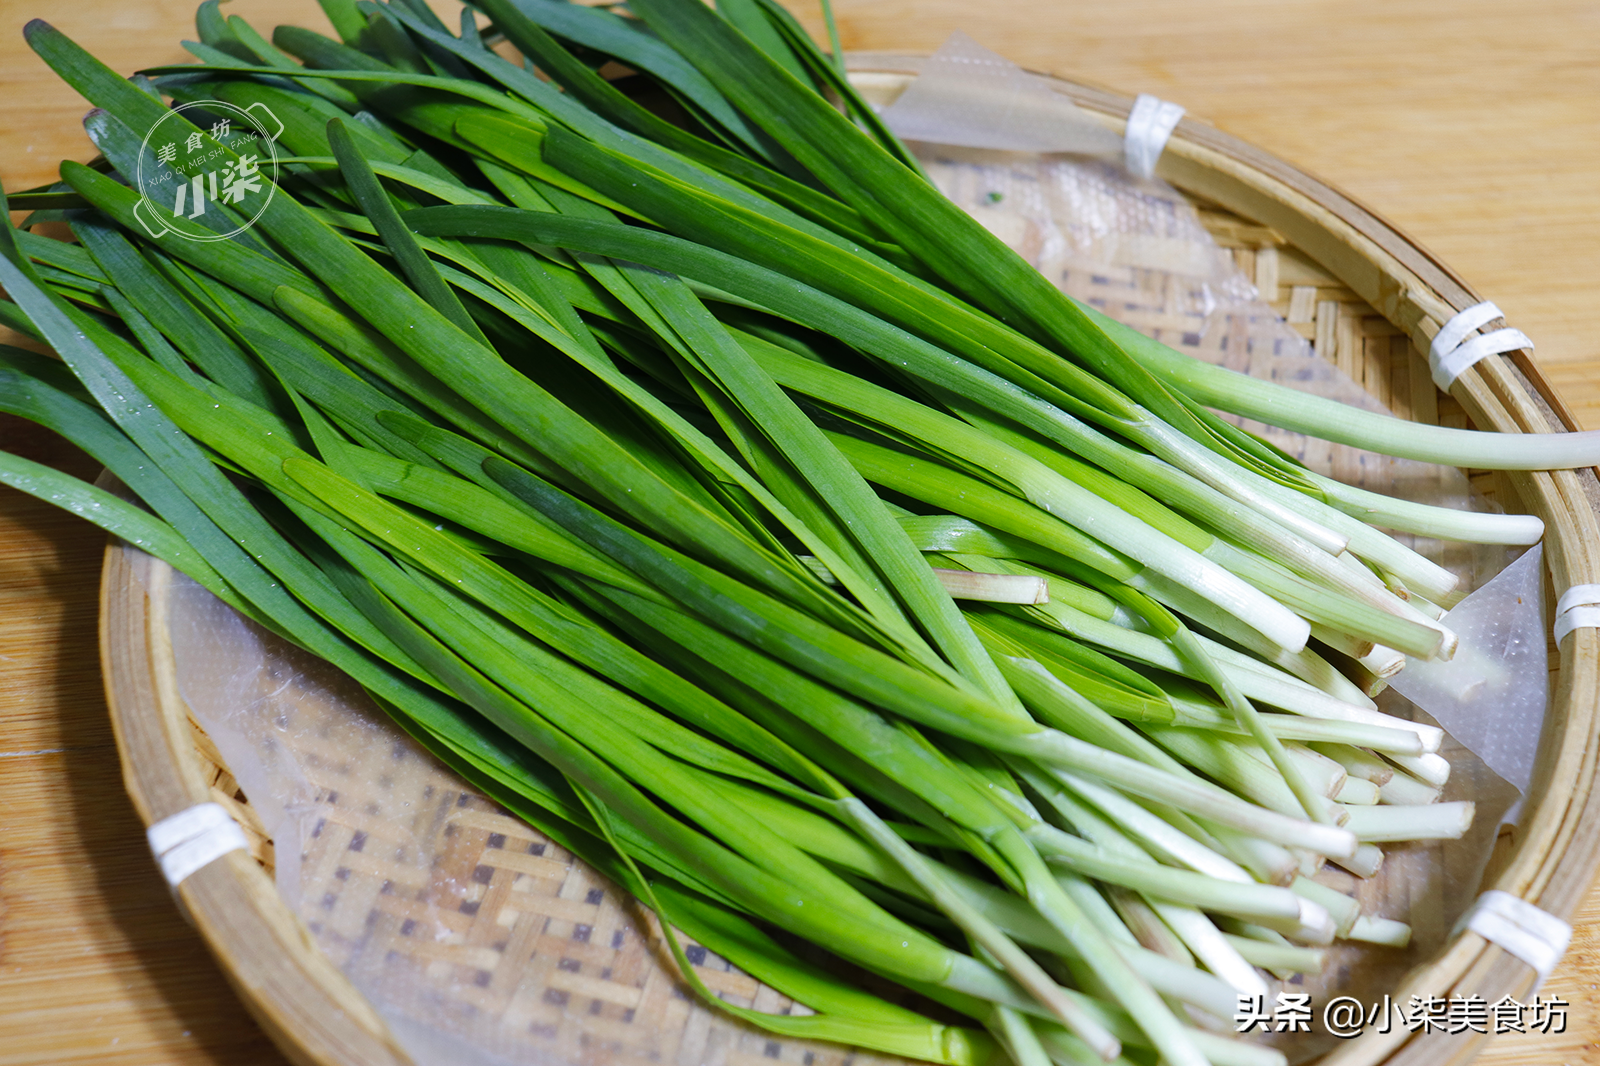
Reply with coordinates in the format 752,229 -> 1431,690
1,2 -> 1598,1063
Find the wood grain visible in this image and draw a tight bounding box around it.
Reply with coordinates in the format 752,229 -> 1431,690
1,2 -> 1598,1064
0,420 -> 286,1066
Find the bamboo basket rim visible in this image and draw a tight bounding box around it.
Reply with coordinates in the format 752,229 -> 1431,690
97,56 -> 1600,1066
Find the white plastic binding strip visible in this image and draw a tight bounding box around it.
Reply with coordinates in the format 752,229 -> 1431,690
1123,94 -> 1185,180
1553,583 -> 1600,644
147,802 -> 248,888
1428,300 -> 1533,392
1453,890 -> 1572,991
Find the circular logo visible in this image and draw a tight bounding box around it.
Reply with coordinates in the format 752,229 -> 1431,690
134,100 -> 280,242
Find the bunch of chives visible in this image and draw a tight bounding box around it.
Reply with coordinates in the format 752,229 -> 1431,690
0,1 -> 1541,1062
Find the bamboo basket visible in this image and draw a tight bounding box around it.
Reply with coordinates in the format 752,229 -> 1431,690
98,60 -> 1600,1066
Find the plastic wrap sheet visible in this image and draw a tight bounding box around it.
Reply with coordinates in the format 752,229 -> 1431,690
144,78 -> 1542,1066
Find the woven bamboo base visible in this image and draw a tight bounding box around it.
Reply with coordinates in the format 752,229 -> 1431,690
100,60 -> 1600,1066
